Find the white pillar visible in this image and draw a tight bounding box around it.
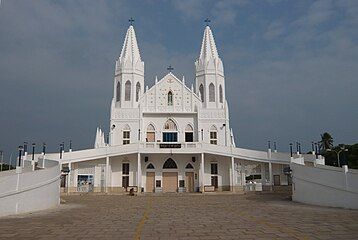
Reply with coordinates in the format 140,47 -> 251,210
137,153 -> 141,193
269,162 -> 273,189
106,156 -> 110,193
200,153 -> 205,192
231,156 -> 235,191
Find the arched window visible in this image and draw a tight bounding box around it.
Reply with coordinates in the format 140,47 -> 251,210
185,124 -> 194,142
219,85 -> 223,103
199,84 -> 204,102
163,158 -> 177,169
125,80 -> 131,101
116,82 -> 121,102
123,124 -> 130,145
185,163 -> 194,169
210,125 -> 217,145
146,124 -> 155,142
136,82 -> 141,102
163,119 -> 178,142
209,83 -> 215,102
164,119 -> 177,131
168,91 -> 173,106
147,163 -> 155,169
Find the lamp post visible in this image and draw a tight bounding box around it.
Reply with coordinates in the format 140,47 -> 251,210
32,143 -> 36,161
327,145 -> 348,167
0,150 -> 3,172
311,141 -> 315,154
289,143 -> 293,158
42,143 -> 46,155
298,142 -> 301,154
69,140 -> 72,152
268,140 -> 271,150
314,142 -> 319,158
274,141 -> 277,153
296,142 -> 299,154
23,141 -> 28,156
59,143 -> 63,159
18,146 -> 23,167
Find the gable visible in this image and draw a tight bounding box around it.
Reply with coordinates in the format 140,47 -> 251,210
140,73 -> 201,112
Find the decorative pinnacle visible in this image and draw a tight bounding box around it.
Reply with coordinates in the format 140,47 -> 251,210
129,17 -> 135,25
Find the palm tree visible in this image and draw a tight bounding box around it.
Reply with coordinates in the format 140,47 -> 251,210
319,132 -> 333,152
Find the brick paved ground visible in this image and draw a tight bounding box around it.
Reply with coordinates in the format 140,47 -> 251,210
0,193 -> 357,240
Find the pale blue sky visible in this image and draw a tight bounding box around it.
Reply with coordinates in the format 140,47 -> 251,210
0,0 -> 357,161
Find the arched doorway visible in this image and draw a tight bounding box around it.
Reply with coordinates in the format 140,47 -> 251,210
146,163 -> 155,193
162,158 -> 178,193
185,163 -> 195,192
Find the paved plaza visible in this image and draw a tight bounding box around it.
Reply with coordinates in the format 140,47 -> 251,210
0,193 -> 357,240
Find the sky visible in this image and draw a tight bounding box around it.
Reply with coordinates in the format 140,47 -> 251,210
0,0 -> 357,163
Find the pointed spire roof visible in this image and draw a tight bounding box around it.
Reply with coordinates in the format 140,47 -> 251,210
199,26 -> 219,61
119,25 -> 141,63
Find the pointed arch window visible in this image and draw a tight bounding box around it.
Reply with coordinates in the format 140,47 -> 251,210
146,124 -> 155,142
185,124 -> 194,142
219,85 -> 223,103
123,124 -> 131,145
163,158 -> 177,169
209,83 -> 215,102
168,91 -> 173,106
199,84 -> 204,102
163,119 -> 178,142
147,163 -> 155,169
136,82 -> 141,102
125,80 -> 131,101
210,125 -> 217,145
185,163 -> 194,169
116,82 -> 121,102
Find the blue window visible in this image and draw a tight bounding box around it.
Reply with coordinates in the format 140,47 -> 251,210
163,132 -> 178,142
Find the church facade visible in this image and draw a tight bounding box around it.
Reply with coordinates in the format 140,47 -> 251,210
53,24 -> 319,194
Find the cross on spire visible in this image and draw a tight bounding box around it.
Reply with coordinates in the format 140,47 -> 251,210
167,65 -> 174,72
204,18 -> 211,26
129,17 -> 135,25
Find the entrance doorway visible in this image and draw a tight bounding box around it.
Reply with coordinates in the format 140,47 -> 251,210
185,172 -> 194,192
274,175 -> 281,186
162,172 -> 178,192
146,172 -> 155,193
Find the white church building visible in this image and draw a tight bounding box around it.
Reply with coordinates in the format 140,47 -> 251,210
44,23 -> 320,194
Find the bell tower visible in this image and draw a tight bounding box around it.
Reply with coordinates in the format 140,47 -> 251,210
195,22 -> 225,109
113,19 -> 144,109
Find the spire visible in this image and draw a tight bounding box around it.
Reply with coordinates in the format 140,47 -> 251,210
199,26 -> 219,62
119,25 -> 141,64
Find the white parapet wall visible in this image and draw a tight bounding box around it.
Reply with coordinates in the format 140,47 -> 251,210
291,163 -> 358,209
0,159 -> 61,217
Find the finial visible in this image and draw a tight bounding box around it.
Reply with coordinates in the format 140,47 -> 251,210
182,76 -> 185,84
129,17 -> 135,26
167,65 -> 174,72
204,18 -> 211,26
155,76 -> 158,84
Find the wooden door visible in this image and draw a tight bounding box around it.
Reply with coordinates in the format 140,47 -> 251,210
146,172 -> 155,193
274,175 -> 281,186
162,172 -> 178,192
185,172 -> 194,192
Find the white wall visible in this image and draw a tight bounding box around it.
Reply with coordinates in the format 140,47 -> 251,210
291,163 -> 358,209
0,159 -> 60,217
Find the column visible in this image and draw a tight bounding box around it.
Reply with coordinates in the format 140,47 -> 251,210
200,153 -> 205,192
137,153 -> 141,193
231,156 -> 235,192
106,156 -> 110,193
268,162 -> 273,190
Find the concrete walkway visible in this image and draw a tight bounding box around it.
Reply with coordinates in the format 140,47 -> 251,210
0,193 -> 357,239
